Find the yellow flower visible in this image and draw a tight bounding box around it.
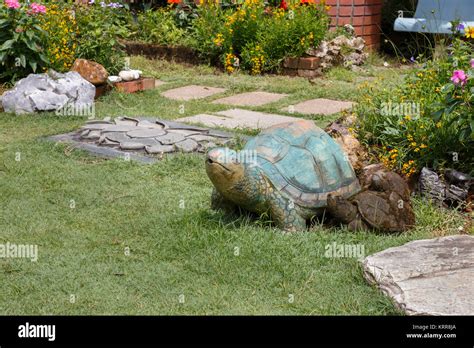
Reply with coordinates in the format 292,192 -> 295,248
465,26 -> 474,39
436,122 -> 442,128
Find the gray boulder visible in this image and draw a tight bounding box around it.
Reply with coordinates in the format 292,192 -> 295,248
362,235 -> 474,315
1,71 -> 95,114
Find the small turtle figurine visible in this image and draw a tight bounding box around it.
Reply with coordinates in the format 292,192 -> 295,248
205,120 -> 361,232
327,168 -> 415,232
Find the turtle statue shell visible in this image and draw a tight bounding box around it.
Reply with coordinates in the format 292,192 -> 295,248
206,119 -> 361,232
243,120 -> 360,208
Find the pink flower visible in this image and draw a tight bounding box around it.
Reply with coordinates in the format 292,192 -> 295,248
5,0 -> 20,9
451,70 -> 468,86
471,59 -> 474,69
29,2 -> 46,14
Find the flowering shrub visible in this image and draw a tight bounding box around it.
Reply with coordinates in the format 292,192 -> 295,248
355,33 -> 474,177
74,0 -> 131,74
130,7 -> 189,46
39,4 -> 78,72
191,0 -> 328,74
0,0 -> 49,81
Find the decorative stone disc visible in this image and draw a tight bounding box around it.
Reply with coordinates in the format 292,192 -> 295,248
145,144 -> 175,154
127,129 -> 167,138
156,133 -> 186,145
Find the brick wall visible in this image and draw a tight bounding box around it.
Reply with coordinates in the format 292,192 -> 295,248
325,0 -> 382,49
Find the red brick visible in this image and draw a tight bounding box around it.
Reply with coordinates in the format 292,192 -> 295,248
326,0 -> 382,4
363,13 -> 382,25
298,57 -> 321,70
115,80 -> 142,94
362,34 -> 381,45
297,69 -> 322,78
332,16 -> 365,26
141,77 -> 155,90
283,57 -> 300,69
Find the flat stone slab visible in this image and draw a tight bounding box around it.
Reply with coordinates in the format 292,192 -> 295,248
362,235 -> 474,315
212,91 -> 288,107
49,117 -> 240,163
161,85 -> 226,101
177,109 -> 302,130
282,98 -> 354,115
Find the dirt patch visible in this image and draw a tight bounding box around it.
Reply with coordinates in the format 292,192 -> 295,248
122,41 -> 203,65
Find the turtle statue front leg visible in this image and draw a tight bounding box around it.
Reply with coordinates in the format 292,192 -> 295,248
268,190 -> 306,232
211,188 -> 238,214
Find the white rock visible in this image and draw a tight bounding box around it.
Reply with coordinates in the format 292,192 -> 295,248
1,71 -> 95,114
118,70 -> 142,81
108,76 -> 122,83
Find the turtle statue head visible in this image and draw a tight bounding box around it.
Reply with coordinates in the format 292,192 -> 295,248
206,148 -> 246,196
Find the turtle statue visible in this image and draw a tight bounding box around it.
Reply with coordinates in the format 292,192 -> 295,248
205,120 -> 361,232
327,166 -> 415,232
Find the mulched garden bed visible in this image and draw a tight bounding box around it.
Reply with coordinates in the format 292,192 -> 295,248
122,40 -> 203,65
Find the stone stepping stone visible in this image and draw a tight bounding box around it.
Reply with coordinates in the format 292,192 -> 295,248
282,98 -> 354,115
175,138 -> 199,152
104,133 -> 131,143
82,130 -> 101,140
156,132 -> 186,145
127,129 -> 166,138
114,118 -> 138,126
177,109 -> 302,130
188,134 -> 221,143
168,129 -> 202,137
212,91 -> 288,107
137,120 -> 166,129
120,142 -> 147,150
362,235 -> 474,315
161,85 -> 226,101
145,144 -> 175,154
101,125 -> 139,133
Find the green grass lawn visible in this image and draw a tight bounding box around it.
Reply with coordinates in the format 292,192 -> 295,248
0,57 -> 466,315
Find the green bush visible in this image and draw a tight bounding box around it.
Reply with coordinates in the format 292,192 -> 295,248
189,4 -> 229,64
130,8 -> 190,46
0,1 -> 49,82
192,0 -> 329,74
355,33 -> 474,177
74,1 -> 131,75
259,4 -> 329,71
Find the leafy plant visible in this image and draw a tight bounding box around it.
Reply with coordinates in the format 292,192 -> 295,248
130,7 -> 189,46
39,3 -> 78,72
0,0 -> 49,82
355,29 -> 474,176
193,0 -> 329,74
74,1 -> 131,74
